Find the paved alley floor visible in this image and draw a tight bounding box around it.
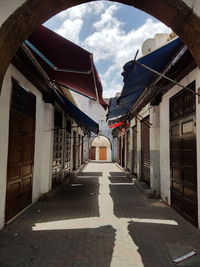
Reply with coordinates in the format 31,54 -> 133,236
1,162 -> 200,267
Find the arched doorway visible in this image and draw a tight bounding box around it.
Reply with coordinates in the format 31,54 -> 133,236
90,136 -> 112,161
1,1 -> 200,91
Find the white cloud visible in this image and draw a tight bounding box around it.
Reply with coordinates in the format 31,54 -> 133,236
56,2 -> 106,20
82,6 -> 171,97
56,19 -> 83,43
46,2 -> 171,98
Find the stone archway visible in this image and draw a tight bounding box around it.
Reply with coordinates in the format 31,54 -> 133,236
90,135 -> 112,161
1,0 -> 200,91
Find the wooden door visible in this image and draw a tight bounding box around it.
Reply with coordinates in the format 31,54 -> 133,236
52,109 -> 63,187
73,131 -> 77,170
132,125 -> 137,174
126,130 -> 130,170
64,119 -> 71,175
141,116 -> 150,184
99,147 -> 107,160
118,137 -> 121,165
81,136 -> 84,164
6,83 -> 35,221
170,87 -> 197,226
90,146 -> 96,160
122,135 -> 125,167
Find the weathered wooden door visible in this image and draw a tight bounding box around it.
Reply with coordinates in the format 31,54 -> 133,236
73,131 -> 77,170
81,136 -> 84,164
170,87 -> 197,226
52,109 -> 63,187
6,83 -> 35,221
132,125 -> 137,174
121,135 -> 125,167
99,147 -> 107,160
126,130 -> 130,170
141,116 -> 150,184
90,146 -> 96,160
64,119 -> 71,176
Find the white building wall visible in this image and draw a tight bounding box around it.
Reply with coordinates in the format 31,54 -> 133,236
71,92 -> 115,160
0,67 -> 12,229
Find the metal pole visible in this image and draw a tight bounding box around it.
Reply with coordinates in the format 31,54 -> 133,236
135,60 -> 200,96
90,54 -> 100,103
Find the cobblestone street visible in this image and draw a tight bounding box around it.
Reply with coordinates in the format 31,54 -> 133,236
1,162 -> 200,267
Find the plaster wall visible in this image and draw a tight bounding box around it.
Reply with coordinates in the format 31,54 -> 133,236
0,0 -> 25,26
159,67 -> 200,228
71,92 -> 115,160
0,67 -> 12,229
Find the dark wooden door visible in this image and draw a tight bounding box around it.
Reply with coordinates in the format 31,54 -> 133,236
73,131 -> 77,170
78,134 -> 81,166
132,125 -> 137,174
121,135 -> 125,167
99,147 -> 107,160
170,87 -> 197,226
90,146 -> 96,160
64,119 -> 71,175
81,136 -> 84,164
118,137 -> 121,165
141,116 -> 150,184
126,130 -> 130,170
6,83 -> 35,221
52,109 -> 63,187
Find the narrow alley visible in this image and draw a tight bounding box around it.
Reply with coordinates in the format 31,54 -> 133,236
1,162 -> 200,267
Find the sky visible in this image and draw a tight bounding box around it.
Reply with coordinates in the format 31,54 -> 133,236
44,1 -> 171,99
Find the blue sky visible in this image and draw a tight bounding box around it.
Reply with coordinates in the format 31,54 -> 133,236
44,1 -> 170,98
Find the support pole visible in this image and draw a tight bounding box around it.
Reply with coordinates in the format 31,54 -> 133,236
90,54 -> 100,104
135,60 -> 200,96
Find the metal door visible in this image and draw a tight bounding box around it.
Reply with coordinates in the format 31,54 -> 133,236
170,87 -> 197,226
141,116 -> 150,184
6,83 -> 35,221
132,125 -> 137,174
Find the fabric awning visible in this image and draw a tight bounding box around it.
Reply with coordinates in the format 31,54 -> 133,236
56,90 -> 99,134
106,93 -> 140,120
108,121 -> 125,128
26,25 -> 107,109
118,37 -> 184,102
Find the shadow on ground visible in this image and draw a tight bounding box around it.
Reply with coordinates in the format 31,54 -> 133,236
0,225 -> 116,267
108,176 -> 132,183
109,180 -> 200,267
128,220 -> 200,267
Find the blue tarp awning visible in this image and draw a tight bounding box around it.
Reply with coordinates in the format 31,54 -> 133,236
119,37 -> 183,101
58,91 -> 99,134
107,94 -> 139,120
107,38 -> 184,120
